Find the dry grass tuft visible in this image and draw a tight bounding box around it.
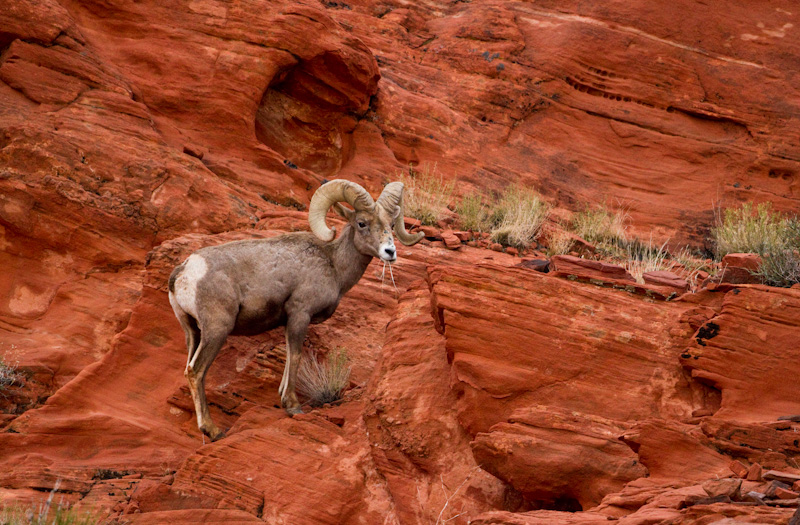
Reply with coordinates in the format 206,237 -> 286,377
622,237 -> 671,284
672,247 -> 715,291
756,249 -> 800,288
455,192 -> 492,232
297,347 -> 352,407
572,205 -> 628,257
0,356 -> 20,396
545,229 -> 574,256
400,164 -> 455,226
712,203 -> 800,287
489,186 -> 550,249
712,202 -> 791,259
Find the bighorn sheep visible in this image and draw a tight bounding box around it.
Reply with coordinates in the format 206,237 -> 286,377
168,180 -> 423,440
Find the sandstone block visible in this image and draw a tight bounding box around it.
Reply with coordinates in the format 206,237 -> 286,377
702,478 -> 742,499
404,217 -> 422,230
516,258 -> 550,272
551,255 -> 635,282
722,253 -> 763,271
643,270 -> 689,294
720,253 -> 762,285
441,230 -> 463,249
730,460 -> 749,478
747,463 -> 764,482
764,470 -> 800,484
777,488 -> 800,500
420,226 -> 442,239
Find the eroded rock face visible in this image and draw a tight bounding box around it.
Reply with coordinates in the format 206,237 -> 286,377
681,285 -> 800,422
472,408 -> 647,510
2,0 -> 800,523
0,0 -> 378,408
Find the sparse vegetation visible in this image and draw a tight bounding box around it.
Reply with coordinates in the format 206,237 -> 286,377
0,356 -> 20,396
712,202 -> 792,259
297,347 -> 352,407
712,203 -> 800,287
0,481 -> 99,525
545,229 -> 574,256
622,237 -> 671,284
432,466 -> 482,525
571,204 -> 628,254
447,186 -> 800,290
455,192 -> 492,232
672,247 -> 715,291
489,186 -> 550,249
756,249 -> 800,287
400,164 -> 455,226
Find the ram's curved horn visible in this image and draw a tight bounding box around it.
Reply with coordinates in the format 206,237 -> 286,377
308,180 -> 376,241
377,182 -> 424,246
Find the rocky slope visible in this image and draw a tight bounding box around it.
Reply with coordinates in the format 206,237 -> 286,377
2,0 -> 800,523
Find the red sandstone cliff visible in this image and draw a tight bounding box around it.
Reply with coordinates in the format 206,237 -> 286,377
1,0 -> 800,523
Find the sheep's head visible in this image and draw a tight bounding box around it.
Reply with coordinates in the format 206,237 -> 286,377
308,180 -> 424,262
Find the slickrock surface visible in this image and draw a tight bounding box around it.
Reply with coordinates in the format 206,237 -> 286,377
2,0 -> 800,523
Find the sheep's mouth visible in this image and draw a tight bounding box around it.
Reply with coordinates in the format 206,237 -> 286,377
379,254 -> 397,263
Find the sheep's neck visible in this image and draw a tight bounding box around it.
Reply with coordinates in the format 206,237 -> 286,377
331,225 -> 373,295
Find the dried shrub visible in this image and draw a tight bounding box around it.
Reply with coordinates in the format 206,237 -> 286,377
490,186 -> 550,249
756,249 -> 800,288
713,203 -> 800,287
456,192 -> 492,232
672,247 -> 715,291
297,348 -> 351,407
572,205 -> 628,257
400,164 -> 455,226
0,356 -> 20,396
546,229 -> 574,256
712,202 -> 791,259
622,237 -> 671,284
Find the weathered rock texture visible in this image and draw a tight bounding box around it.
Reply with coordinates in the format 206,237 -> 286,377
2,0 -> 800,523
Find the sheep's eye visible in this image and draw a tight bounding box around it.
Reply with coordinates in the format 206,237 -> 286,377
357,221 -> 367,229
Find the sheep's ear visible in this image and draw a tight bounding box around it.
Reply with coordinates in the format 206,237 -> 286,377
333,203 -> 354,220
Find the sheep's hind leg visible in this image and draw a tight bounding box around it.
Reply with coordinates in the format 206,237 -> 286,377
186,327 -> 229,441
183,317 -> 201,371
280,313 -> 310,416
169,293 -> 200,370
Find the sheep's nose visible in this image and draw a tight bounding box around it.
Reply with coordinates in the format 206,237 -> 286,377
384,246 -> 396,258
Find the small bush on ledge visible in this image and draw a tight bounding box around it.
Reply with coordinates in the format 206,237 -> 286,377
622,237 -> 671,284
489,185 -> 550,249
571,204 -> 628,258
298,347 -> 352,407
0,356 -> 20,396
756,249 -> 800,287
400,164 -> 454,226
713,202 -> 800,287
455,192 -> 492,233
713,202 -> 791,259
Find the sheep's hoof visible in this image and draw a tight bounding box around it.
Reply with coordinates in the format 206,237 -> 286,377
202,425 -> 226,442
286,406 -> 304,416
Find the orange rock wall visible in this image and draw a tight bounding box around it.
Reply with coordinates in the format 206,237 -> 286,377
2,0 -> 800,523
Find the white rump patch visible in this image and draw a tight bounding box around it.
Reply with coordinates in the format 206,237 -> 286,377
172,254 -> 208,319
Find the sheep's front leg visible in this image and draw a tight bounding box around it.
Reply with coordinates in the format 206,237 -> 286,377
279,312 -> 310,415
